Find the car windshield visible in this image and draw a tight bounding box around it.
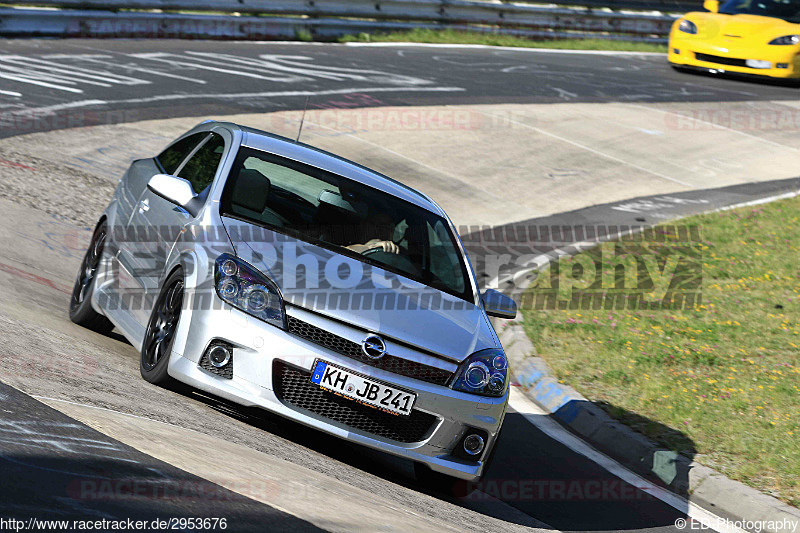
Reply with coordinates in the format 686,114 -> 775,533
719,0 -> 800,22
220,147 -> 473,302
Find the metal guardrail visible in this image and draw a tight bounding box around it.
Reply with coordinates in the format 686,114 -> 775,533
1,0 -> 681,42
510,0 -> 699,14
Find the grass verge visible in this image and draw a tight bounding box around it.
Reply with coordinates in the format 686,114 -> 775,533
338,28 -> 667,52
521,196 -> 800,506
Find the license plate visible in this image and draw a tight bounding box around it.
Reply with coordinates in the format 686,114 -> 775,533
310,359 -> 416,416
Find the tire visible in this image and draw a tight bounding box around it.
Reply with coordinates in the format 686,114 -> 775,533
69,221 -> 114,334
140,268 -> 184,385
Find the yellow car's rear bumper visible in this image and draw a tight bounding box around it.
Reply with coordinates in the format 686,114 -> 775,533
668,34 -> 800,79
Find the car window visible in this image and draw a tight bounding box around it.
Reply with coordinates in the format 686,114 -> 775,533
428,220 -> 466,294
156,132 -> 207,175
719,0 -> 800,20
177,133 -> 226,194
220,147 -> 473,302
242,156 -> 333,207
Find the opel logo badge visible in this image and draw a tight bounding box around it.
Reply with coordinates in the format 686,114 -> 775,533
362,335 -> 387,360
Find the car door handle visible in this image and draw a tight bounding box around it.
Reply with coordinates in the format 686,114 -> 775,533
138,198 -> 150,214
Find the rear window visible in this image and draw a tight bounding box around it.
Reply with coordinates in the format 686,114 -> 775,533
220,147 -> 472,302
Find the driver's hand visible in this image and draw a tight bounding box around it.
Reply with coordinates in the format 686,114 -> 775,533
369,240 -> 400,254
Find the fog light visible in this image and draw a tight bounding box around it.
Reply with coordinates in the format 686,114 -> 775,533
208,345 -> 232,368
777,63 -> 789,69
745,59 -> 771,69
673,48 -> 680,54
463,434 -> 485,456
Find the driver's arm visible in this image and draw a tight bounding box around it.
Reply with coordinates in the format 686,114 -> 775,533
346,239 -> 400,254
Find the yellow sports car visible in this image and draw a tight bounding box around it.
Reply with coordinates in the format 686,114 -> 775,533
668,0 -> 800,78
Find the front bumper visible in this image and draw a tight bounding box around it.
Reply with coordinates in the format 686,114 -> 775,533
167,301 -> 507,482
668,34 -> 800,79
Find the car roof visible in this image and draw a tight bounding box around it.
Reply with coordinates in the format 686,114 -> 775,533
206,121 -> 444,215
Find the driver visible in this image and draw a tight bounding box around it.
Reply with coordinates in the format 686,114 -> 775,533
345,213 -> 400,255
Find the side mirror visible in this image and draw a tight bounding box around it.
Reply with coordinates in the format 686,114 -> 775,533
703,0 -> 718,12
147,174 -> 198,216
481,289 -> 517,320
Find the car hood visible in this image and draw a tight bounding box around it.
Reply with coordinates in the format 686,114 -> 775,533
690,12 -> 800,42
221,217 -> 497,362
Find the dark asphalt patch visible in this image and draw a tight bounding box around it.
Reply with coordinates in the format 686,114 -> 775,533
0,381 -> 321,532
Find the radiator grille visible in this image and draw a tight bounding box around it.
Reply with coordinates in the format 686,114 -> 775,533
273,361 -> 438,443
694,53 -> 749,68
286,315 -> 453,386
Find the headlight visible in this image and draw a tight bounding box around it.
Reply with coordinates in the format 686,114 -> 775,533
769,35 -> 799,45
452,348 -> 508,397
214,254 -> 285,329
678,19 -> 698,34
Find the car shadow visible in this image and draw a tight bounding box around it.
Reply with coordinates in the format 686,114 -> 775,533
107,329 -> 132,346
179,388 -> 695,531
478,403 -> 696,530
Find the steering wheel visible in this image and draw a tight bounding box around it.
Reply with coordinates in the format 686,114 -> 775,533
362,246 -> 387,256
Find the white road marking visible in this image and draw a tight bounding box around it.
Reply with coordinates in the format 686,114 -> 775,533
129,51 -> 434,86
501,66 -> 529,73
712,189 -> 800,211
0,55 -> 153,94
6,100 -> 108,115
551,87 -> 578,99
508,389 -> 747,533
0,418 -> 140,466
343,42 -> 666,56
33,395 -> 198,430
0,51 -> 451,104
96,86 -> 465,105
194,51 -> 432,86
3,87 -> 462,120
44,54 -> 209,85
0,454 -> 141,481
0,62 -> 112,88
0,71 -> 84,93
0,56 -> 148,86
474,108 -> 693,187
130,52 -> 301,82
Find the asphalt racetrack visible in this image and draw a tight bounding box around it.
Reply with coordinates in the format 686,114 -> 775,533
1,39 -> 800,137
